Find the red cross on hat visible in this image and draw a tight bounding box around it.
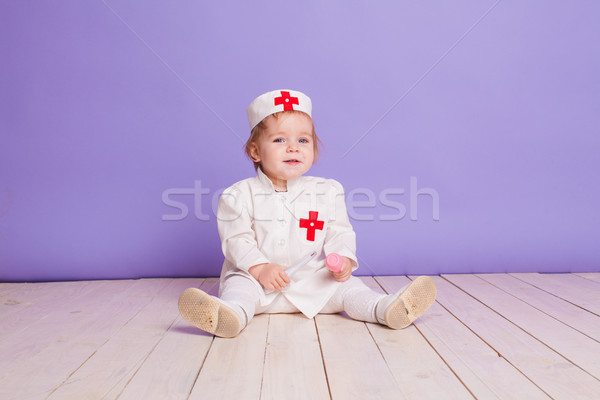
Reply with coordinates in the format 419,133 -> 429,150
274,91 -> 299,111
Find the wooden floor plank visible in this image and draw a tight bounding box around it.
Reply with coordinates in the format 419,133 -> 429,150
0,283 -> 26,297
0,279 -> 171,399
118,278 -> 217,400
371,276 -> 476,400
0,280 -> 104,342
445,274 -> 600,380
478,274 -> 600,342
188,314 -> 270,400
573,272 -> 600,284
394,275 -> 548,399
0,279 -> 137,380
432,275 -> 600,399
511,273 -> 600,315
46,278 -> 199,400
316,312 -> 401,399
0,282 -> 72,319
260,313 -> 330,400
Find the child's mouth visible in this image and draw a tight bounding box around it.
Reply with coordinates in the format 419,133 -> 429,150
284,159 -> 301,165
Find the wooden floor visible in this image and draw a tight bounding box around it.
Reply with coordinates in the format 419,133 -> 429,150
0,274 -> 599,400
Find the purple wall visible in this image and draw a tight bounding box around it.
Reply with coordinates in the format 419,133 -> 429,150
1,1 -> 599,282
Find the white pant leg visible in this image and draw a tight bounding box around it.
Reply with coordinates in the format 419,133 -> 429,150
321,276 -> 386,323
219,274 -> 261,324
220,274 -> 302,322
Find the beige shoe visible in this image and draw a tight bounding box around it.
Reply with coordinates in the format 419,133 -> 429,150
178,288 -> 244,338
377,276 -> 437,329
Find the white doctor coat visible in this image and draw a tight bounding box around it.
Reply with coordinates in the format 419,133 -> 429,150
217,168 -> 358,318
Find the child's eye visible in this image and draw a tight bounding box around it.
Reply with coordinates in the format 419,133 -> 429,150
273,138 -> 284,143
299,138 -> 310,144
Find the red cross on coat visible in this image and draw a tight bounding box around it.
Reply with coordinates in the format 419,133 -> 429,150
299,211 -> 324,241
274,91 -> 299,111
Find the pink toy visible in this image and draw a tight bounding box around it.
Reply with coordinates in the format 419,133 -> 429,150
326,253 -> 344,272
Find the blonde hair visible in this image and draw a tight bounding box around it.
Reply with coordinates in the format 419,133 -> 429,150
245,110 -> 322,170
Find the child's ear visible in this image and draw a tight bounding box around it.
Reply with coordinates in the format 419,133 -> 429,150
248,143 -> 261,162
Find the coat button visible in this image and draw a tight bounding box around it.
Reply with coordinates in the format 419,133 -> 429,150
279,239 -> 286,246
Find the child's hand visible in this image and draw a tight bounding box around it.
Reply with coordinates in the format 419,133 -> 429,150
333,257 -> 353,282
249,263 -> 290,292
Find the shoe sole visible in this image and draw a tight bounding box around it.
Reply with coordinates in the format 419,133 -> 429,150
385,276 -> 437,329
178,288 -> 242,338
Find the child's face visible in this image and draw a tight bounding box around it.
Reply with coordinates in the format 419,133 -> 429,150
249,112 -> 315,189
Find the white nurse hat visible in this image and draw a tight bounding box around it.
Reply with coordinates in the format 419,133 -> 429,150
246,89 -> 312,130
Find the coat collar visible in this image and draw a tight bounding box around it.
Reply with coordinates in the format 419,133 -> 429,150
256,167 -> 302,194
